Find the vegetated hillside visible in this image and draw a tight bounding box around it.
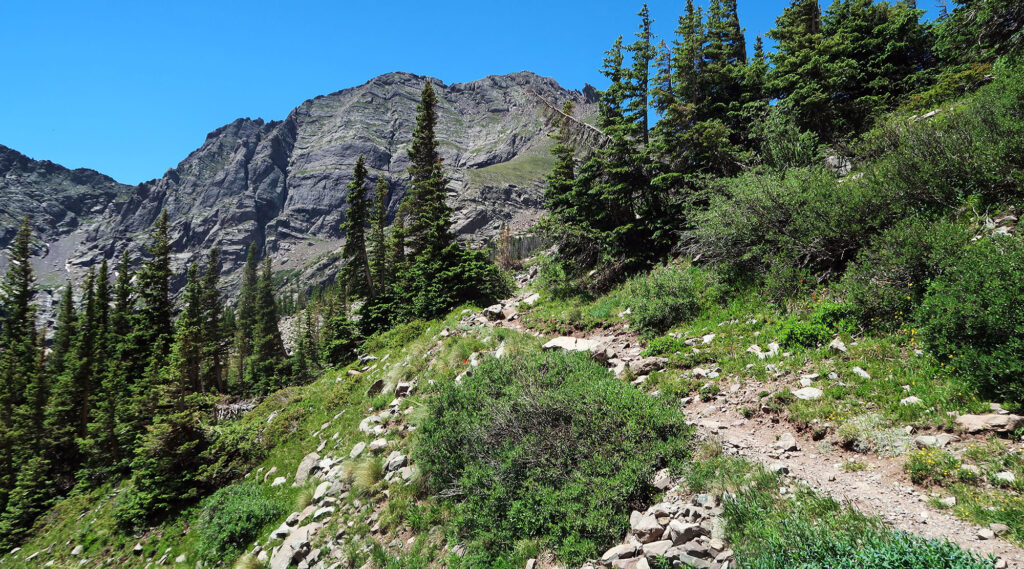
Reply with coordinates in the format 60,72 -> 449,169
2,0 -> 1024,567
0,71 -> 597,295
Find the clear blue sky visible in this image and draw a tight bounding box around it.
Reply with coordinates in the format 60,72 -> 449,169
0,0 -> 941,185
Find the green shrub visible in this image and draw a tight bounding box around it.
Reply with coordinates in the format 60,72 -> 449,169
690,66 -> 1024,285
725,487 -> 994,569
841,217 -> 970,331
623,264 -> 723,336
194,483 -> 286,563
415,351 -> 692,565
778,302 -> 854,348
917,236 -> 1024,402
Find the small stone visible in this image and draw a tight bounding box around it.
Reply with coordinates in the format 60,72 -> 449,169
525,559 -> 537,569
939,496 -> 957,508
829,338 -> 847,353
851,366 -> 871,379
900,396 -> 923,406
701,334 -> 716,345
175,554 -> 187,563
271,476 -> 287,487
978,528 -> 996,541
71,545 -> 83,556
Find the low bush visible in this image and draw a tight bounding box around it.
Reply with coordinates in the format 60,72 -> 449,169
725,486 -> 994,569
905,448 -> 960,486
622,264 -> 724,336
778,302 -> 855,348
415,351 -> 692,565
841,217 -> 970,331
688,66 -> 1024,286
194,483 -> 287,563
917,236 -> 1024,402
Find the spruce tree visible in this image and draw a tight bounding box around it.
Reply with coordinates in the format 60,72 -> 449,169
0,455 -> 53,550
246,258 -> 286,394
234,242 -> 260,385
341,156 -> 376,297
768,0 -> 830,137
136,211 -> 173,359
200,248 -> 225,393
49,283 -> 76,378
174,263 -> 205,396
405,82 -> 453,260
0,218 -> 38,511
370,176 -> 390,293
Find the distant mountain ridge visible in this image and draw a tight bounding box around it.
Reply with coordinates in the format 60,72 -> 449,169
0,70 -> 598,298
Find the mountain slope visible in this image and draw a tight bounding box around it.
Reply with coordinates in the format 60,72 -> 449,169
1,71 -> 597,294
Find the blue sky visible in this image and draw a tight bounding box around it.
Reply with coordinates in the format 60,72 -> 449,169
0,1 -> 941,185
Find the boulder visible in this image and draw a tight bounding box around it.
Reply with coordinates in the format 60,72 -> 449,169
350,442 -> 367,459
955,413 -> 1024,434
642,540 -> 674,558
851,366 -> 871,379
774,433 -> 799,451
829,338 -> 847,353
385,452 -> 408,472
293,452 -> 321,486
269,523 -> 322,569
666,520 -> 705,545
483,304 -> 505,320
313,481 -> 332,503
793,387 -> 823,401
519,293 -> 541,307
365,379 -> 384,397
630,357 -> 668,375
542,336 -> 601,353
631,514 -> 664,543
601,544 -> 639,564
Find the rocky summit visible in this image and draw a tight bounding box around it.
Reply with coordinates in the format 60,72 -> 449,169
0,71 -> 596,296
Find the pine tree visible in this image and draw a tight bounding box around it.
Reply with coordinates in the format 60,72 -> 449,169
341,156 -> 376,297
405,82 -> 453,260
200,248 -> 225,393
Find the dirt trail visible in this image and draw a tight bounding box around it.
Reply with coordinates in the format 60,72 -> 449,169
476,292 -> 1024,568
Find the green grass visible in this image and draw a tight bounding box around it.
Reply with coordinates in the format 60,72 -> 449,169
465,145 -> 556,188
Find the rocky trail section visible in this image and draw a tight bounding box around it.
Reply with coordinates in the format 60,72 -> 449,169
470,287 -> 1024,569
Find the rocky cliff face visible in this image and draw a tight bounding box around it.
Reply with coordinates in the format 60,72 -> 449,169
1,71 -> 596,294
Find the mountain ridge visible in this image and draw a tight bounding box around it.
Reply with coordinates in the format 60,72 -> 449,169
0,70 -> 597,299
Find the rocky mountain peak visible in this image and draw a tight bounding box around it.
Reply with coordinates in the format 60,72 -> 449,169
0,71 -> 596,298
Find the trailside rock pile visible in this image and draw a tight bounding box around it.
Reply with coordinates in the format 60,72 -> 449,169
587,487 -> 735,569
